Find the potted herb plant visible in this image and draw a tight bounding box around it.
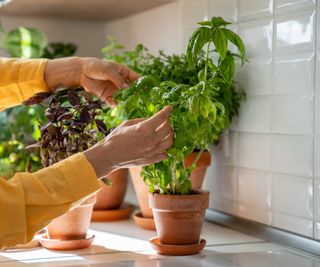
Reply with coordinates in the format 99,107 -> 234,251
102,38 -> 213,230
106,16 -> 246,255
34,89 -> 113,250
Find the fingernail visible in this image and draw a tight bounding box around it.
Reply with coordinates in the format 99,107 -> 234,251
121,83 -> 129,88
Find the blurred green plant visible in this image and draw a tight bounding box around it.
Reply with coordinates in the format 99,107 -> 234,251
2,27 -> 47,58
0,27 -> 78,177
42,42 -> 77,59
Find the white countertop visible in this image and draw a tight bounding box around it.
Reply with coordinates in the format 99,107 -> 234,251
0,217 -> 319,266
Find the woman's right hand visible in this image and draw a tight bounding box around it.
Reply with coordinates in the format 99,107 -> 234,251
83,106 -> 173,178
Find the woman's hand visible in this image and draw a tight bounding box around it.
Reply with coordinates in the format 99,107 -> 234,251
83,106 -> 173,178
45,57 -> 139,106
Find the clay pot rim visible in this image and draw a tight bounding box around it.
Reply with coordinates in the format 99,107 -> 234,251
149,189 -> 210,211
151,189 -> 209,199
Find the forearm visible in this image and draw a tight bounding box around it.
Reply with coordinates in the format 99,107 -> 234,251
83,140 -> 118,178
0,153 -> 100,249
44,57 -> 83,92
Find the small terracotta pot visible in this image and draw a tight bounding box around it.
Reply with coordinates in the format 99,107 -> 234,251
46,195 -> 95,240
130,151 -> 211,218
94,169 -> 128,210
149,190 -> 209,245
130,167 -> 153,218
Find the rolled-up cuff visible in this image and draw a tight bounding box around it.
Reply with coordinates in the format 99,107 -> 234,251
52,153 -> 100,201
18,58 -> 50,101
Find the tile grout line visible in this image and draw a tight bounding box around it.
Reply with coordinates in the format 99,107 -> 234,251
270,0 -> 276,228
312,3 -> 318,240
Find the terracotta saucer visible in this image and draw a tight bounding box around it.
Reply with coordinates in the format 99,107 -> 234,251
38,234 -> 95,250
149,237 -> 206,256
91,203 -> 135,222
133,212 -> 156,231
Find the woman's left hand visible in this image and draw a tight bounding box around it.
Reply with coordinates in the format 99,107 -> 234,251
45,57 -> 140,106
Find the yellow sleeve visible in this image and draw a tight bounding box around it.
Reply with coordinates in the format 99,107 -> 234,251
0,153 -> 100,249
0,58 -> 49,111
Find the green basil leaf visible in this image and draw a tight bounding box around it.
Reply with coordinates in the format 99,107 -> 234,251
186,27 -> 202,66
219,53 -> 236,82
211,28 -> 228,60
186,27 -> 211,66
223,28 -> 246,65
197,21 -> 212,27
211,17 -> 231,27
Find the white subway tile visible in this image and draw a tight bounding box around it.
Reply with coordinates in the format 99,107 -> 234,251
315,137 -> 320,177
182,0 -> 207,30
272,212 -> 313,237
272,95 -> 314,135
211,197 -> 238,215
315,179 -> 320,220
238,0 -> 273,21
208,0 -> 237,23
229,116 -> 239,131
238,168 -> 271,209
315,222 -> 320,240
275,0 -> 316,14
238,96 -> 272,133
213,132 -> 237,166
181,0 -> 208,49
271,135 -> 313,177
318,6 -> 320,52
238,18 -> 273,58
316,95 -> 320,135
204,164 -> 237,201
238,133 -> 271,171
205,153 -> 238,215
274,52 -> 315,95
275,10 -> 316,55
271,173 -> 313,219
237,203 -> 272,224
238,57 -> 273,95
317,55 -> 320,94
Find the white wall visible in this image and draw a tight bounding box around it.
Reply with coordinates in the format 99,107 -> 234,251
205,0 -> 319,240
106,0 -> 320,241
104,1 -> 183,55
0,15 -> 106,57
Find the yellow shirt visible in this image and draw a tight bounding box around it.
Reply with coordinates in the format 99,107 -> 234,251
0,58 -> 101,248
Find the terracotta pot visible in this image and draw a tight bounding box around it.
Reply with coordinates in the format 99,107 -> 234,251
130,167 -> 153,218
94,169 -> 128,210
130,151 -> 211,218
46,195 -> 95,240
149,190 -> 209,245
186,151 -> 211,189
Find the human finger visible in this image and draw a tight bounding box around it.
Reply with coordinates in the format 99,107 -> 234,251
115,63 -> 140,82
141,106 -> 172,130
152,132 -> 174,154
154,120 -> 172,142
